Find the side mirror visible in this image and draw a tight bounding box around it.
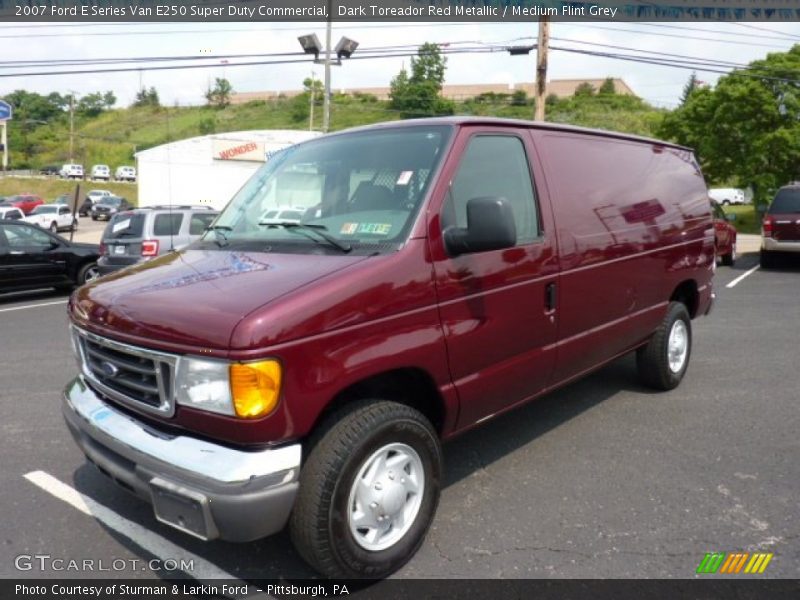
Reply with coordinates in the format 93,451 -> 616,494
725,213 -> 737,222
444,196 -> 517,256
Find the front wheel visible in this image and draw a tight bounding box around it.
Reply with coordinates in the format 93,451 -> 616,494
637,301 -> 692,390
290,400 -> 442,578
721,243 -> 736,266
76,262 -> 99,285
49,222 -> 58,233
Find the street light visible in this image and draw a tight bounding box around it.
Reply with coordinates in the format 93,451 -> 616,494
298,30 -> 359,132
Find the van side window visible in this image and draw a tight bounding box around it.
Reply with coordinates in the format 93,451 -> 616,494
447,135 -> 539,244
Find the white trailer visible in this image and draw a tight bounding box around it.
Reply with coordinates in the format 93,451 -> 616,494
135,130 -> 321,210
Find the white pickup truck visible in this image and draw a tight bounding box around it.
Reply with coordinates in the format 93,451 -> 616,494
23,204 -> 77,233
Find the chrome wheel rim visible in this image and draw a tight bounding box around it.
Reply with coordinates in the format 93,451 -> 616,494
347,442 -> 424,552
667,320 -> 689,373
84,266 -> 99,283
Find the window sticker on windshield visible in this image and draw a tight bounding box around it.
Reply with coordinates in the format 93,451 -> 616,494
396,171 -> 413,186
357,223 -> 392,235
340,222 -> 359,235
112,219 -> 131,233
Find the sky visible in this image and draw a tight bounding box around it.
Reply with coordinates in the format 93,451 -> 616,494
1,20 -> 799,110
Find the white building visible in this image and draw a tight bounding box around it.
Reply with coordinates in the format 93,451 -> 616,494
135,130 -> 321,210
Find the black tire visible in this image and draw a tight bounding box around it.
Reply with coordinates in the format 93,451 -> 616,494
76,262 -> 99,285
760,250 -> 776,269
71,218 -> 78,231
49,221 -> 58,233
290,400 -> 442,579
91,216 -> 97,221
636,301 -> 692,391
721,244 -> 735,266
722,199 -> 730,206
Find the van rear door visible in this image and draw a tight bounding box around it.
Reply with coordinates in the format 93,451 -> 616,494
767,188 -> 800,242
429,126 -> 559,429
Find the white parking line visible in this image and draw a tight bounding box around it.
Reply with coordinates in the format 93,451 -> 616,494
23,470 -> 244,583
726,265 -> 760,289
0,299 -> 67,313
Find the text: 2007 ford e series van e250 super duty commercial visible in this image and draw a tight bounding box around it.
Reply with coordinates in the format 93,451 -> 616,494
63,118 -> 715,578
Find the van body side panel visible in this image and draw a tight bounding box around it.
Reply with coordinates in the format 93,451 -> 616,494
427,126 -> 560,429
532,131 -> 713,383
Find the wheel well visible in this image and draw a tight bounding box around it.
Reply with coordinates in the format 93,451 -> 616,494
670,280 -> 699,318
310,368 -> 446,439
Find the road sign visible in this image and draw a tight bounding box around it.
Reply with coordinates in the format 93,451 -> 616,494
0,100 -> 12,121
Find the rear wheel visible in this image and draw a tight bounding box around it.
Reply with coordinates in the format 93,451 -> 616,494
760,250 -> 776,269
637,302 -> 692,391
49,222 -> 58,233
290,400 -> 442,578
71,218 -> 78,231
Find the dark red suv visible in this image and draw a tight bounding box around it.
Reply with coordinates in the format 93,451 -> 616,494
761,184 -> 800,267
62,118 -> 714,578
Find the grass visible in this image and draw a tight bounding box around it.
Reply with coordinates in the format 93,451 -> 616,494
721,204 -> 760,235
0,176 -> 138,204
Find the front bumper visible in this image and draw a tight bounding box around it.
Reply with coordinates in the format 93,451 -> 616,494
762,237 -> 800,253
62,376 -> 301,542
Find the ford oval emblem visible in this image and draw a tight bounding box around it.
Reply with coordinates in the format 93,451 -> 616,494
100,361 -> 119,378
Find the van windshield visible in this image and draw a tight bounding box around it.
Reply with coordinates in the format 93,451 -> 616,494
206,125 -> 453,254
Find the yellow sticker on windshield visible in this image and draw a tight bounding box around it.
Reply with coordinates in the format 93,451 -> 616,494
358,223 -> 392,235
340,222 -> 358,235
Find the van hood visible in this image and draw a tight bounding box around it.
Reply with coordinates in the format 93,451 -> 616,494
70,249 -> 369,352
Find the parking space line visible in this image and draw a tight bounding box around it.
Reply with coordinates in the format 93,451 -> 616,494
0,299 -> 67,313
726,265 -> 760,289
23,470 -> 244,583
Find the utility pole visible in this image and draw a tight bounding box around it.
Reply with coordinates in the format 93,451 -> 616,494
309,71 -> 316,131
68,92 -> 75,162
322,12 -> 332,133
535,17 -> 550,121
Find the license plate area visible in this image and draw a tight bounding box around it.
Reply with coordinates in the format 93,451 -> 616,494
149,477 -> 218,540
113,245 -> 126,255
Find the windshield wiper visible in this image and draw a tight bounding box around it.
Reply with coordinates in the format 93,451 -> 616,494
258,221 -> 352,253
207,224 -> 232,247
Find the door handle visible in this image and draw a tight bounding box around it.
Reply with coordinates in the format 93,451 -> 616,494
545,282 -> 557,312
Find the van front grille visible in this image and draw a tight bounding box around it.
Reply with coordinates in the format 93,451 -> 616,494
72,327 -> 177,417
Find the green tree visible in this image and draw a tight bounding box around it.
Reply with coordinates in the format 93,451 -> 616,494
133,87 -> 160,107
77,91 -> 115,117
303,77 -> 324,105
574,82 -> 595,97
389,43 -> 454,117
659,45 -> 800,206
680,72 -> 700,105
598,78 -> 616,95
205,78 -> 233,108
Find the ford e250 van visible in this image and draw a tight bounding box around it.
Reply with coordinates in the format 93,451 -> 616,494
63,118 -> 715,578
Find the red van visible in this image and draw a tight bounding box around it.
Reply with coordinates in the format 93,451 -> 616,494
63,118 -> 715,578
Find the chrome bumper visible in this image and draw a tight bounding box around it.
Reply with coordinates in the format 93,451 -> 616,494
762,238 -> 800,253
62,376 -> 301,542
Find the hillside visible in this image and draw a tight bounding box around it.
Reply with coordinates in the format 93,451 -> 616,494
9,92 -> 666,170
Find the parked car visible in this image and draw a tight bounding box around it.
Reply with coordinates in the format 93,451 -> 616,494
23,204 -> 78,233
760,184 -> 800,268
114,166 -> 136,182
1,194 -> 44,215
711,201 -> 737,266
78,197 -> 94,217
86,189 -> 112,205
708,188 -> 747,206
0,220 -> 99,294
97,206 -> 219,275
91,196 -> 132,221
0,206 -> 25,221
60,163 -> 84,180
40,165 -> 61,176
90,164 -> 111,181
63,118 -> 714,579
260,207 -> 305,224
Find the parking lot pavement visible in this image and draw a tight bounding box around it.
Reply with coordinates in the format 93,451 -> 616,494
1,252 -> 797,582
69,216 -> 107,245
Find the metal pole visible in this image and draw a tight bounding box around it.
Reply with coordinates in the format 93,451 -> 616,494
309,71 -> 315,131
1,122 -> 7,171
69,94 -> 75,161
323,15 -> 332,133
535,17 -> 550,121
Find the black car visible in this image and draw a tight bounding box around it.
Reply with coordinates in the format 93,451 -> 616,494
40,165 -> 61,176
0,220 -> 100,294
91,196 -> 132,221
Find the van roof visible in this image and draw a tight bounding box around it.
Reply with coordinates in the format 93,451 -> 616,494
329,116 -> 693,152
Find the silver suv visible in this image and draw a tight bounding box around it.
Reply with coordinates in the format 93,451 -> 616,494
96,206 -> 218,276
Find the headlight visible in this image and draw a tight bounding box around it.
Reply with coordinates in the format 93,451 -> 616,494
175,357 -> 282,419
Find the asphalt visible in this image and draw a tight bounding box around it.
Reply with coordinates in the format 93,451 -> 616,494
0,249 -> 797,583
